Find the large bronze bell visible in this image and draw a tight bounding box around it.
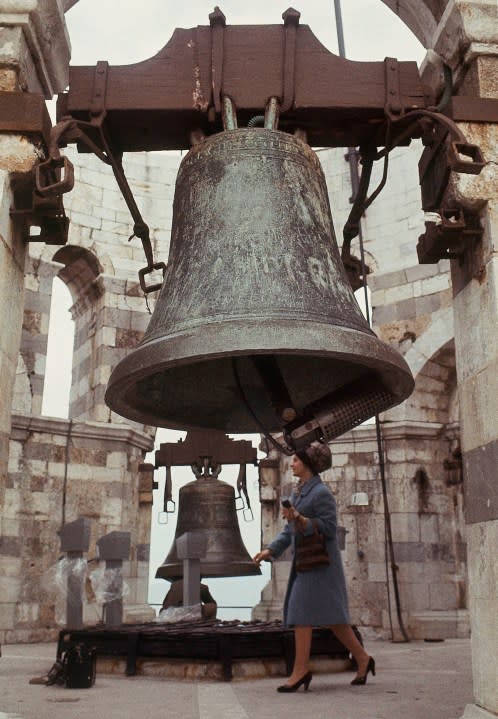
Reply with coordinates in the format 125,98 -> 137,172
105,127 -> 413,435
156,473 -> 260,580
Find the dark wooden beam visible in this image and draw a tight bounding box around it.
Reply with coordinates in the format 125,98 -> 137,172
57,22 -> 427,151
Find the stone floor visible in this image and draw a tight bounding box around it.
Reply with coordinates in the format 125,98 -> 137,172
0,638 -> 473,719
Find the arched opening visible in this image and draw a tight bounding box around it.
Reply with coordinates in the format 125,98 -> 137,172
147,429 -> 270,620
41,276 -> 75,419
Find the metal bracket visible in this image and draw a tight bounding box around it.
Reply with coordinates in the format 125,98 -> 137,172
209,7 -> 226,115
419,125 -> 486,211
384,57 -> 402,117
35,155 -> 75,196
281,8 -> 300,113
90,61 -> 109,116
10,168 -> 70,246
416,208 -> 483,263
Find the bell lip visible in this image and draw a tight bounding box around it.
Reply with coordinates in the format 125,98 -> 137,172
155,563 -> 262,580
105,319 -> 414,429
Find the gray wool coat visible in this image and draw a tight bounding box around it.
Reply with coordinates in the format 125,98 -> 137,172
268,475 -> 351,627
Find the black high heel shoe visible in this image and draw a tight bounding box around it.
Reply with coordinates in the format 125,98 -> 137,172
351,657 -> 376,686
277,671 -> 313,693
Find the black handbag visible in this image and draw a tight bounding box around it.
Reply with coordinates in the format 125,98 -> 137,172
62,643 -> 96,688
295,519 -> 329,573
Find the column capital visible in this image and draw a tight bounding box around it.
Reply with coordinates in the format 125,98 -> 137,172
0,0 -> 70,96
431,1 -> 498,72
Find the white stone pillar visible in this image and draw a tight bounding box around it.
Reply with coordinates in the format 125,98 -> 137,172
431,7 -> 498,714
0,0 -> 70,642
449,122 -> 498,718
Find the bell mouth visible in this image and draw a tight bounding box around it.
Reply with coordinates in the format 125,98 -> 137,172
105,318 -> 414,432
155,560 -> 261,580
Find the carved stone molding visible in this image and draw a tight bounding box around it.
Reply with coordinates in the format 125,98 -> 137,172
0,0 -> 70,96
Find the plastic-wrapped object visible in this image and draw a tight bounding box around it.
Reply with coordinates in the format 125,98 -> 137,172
155,604 -> 203,623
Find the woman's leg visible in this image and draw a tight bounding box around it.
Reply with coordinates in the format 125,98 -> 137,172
287,625 -> 313,683
330,624 -> 370,678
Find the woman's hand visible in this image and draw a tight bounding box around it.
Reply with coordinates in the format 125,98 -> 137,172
253,548 -> 272,566
282,506 -> 296,522
282,506 -> 308,531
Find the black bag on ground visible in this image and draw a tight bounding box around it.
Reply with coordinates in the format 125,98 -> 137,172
62,643 -> 96,688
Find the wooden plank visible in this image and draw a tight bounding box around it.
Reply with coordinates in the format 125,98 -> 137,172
0,91 -> 51,143
448,96 -> 498,123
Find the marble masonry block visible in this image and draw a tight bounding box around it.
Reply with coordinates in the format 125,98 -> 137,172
384,283 -> 415,305
420,513 -> 440,543
69,210 -> 102,231
391,542 -> 426,562
404,582 -> 430,611
102,187 -> 128,213
0,602 -> 16,632
66,181 -> 103,214
389,512 -> 421,542
408,610 -> 467,640
420,273 -> 451,295
16,602 -> 39,625
466,522 -> 497,600
77,161 -> 120,192
454,261 -> 498,383
469,597 -> 498,712
459,362 -> 498,453
367,562 -> 388,582
0,576 -> 22,604
429,581 -> 458,610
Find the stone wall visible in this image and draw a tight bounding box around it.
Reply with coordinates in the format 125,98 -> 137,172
3,414 -> 153,642
0,0 -> 70,643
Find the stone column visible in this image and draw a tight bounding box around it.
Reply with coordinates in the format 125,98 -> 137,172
430,7 -> 498,716
0,0 -> 70,641
449,129 -> 498,719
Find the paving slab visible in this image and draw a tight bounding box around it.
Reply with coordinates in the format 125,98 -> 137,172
0,638 -> 473,719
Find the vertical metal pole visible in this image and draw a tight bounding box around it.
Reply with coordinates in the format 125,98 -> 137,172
183,558 -> 202,607
333,0 -> 346,57
66,551 -> 84,629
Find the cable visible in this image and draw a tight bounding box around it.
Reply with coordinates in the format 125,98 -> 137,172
231,357 -> 293,456
376,418 -> 410,642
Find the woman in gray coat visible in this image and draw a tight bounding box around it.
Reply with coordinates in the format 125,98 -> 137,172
253,441 -> 375,692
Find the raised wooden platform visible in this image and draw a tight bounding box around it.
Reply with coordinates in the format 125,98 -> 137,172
57,620 -> 358,681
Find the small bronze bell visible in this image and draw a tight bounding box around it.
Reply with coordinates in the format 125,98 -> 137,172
105,127 -> 413,437
156,472 -> 261,580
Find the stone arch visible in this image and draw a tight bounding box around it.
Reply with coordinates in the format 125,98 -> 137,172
49,245 -> 108,421
384,305 -> 456,425
52,245 -> 104,308
380,0 -> 446,48
403,305 -> 453,379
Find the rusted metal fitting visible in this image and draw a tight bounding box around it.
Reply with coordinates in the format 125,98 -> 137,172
35,155 -> 75,197
138,262 -> 167,294
447,141 -> 485,175
419,129 -> 485,211
417,209 -> 483,263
